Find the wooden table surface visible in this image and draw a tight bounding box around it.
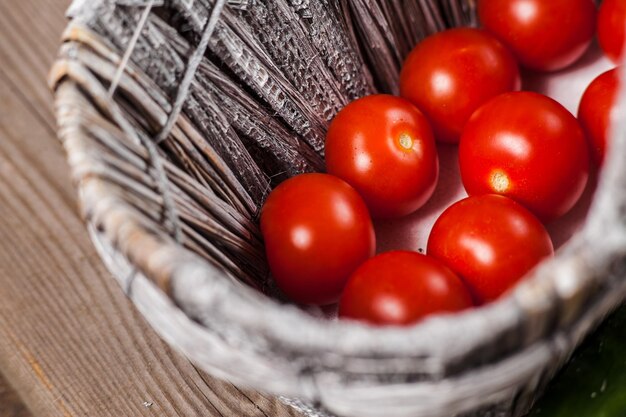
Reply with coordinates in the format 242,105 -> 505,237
0,1 -> 301,416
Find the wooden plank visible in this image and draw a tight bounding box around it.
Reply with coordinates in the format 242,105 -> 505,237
0,0 -> 63,130
0,1 -> 302,416
0,0 -> 75,208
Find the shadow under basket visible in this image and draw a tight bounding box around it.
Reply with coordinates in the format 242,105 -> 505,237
50,1 -> 626,416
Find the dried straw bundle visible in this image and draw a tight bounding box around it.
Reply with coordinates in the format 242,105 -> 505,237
50,1 -> 626,416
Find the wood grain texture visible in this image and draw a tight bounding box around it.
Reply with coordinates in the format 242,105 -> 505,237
0,1 -> 301,416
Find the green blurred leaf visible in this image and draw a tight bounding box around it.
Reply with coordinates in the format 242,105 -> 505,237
528,304 -> 626,417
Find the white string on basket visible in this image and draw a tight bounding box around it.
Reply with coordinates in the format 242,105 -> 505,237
155,0 -> 227,144
108,0 -> 226,249
108,0 -> 156,98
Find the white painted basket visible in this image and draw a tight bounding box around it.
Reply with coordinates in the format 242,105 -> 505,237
50,1 -> 626,416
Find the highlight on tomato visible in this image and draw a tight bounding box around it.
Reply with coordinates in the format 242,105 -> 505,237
325,94 -> 439,219
459,91 -> 590,222
260,173 -> 376,305
478,0 -> 596,71
427,195 -> 554,304
338,251 -> 473,326
399,27 -> 520,144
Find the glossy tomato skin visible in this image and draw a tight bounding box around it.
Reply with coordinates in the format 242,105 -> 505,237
260,174 -> 375,305
459,91 -> 590,222
598,0 -> 626,63
325,94 -> 438,219
478,0 -> 596,71
338,251 -> 472,326
578,68 -> 620,167
427,195 -> 554,304
399,28 -> 520,144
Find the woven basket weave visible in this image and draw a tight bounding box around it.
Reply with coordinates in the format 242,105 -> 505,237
50,1 -> 626,416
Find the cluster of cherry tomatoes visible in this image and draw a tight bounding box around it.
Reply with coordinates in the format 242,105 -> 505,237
260,0 -> 625,326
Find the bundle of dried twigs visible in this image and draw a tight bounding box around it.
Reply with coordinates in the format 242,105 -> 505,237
50,1 -> 626,416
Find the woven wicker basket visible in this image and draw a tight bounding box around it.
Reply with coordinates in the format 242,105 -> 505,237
50,1 -> 626,416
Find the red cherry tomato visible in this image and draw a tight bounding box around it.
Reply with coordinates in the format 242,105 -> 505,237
427,195 -> 554,304
578,68 -> 620,166
338,251 -> 472,325
325,94 -> 439,219
260,173 -> 375,305
478,0 -> 596,71
598,0 -> 626,63
459,91 -> 590,222
399,28 -> 520,144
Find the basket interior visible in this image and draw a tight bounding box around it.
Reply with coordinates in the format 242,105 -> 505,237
57,0 -> 486,296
